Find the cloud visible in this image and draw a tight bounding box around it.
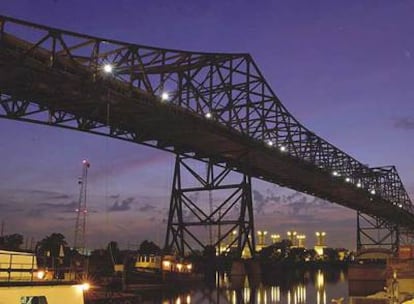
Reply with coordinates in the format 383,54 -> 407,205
26,209 -> 45,218
56,216 -> 73,221
108,197 -> 134,212
138,203 -> 156,212
0,202 -> 17,212
394,117 -> 414,130
38,201 -> 77,213
253,189 -> 284,214
28,190 -> 71,200
253,190 -> 269,215
286,191 -> 303,202
253,190 -> 265,204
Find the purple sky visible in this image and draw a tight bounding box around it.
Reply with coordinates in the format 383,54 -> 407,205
0,0 -> 413,251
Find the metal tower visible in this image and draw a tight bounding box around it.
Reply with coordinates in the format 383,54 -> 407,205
164,155 -> 256,257
73,160 -> 90,255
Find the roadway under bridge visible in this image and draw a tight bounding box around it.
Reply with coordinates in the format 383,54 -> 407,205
0,15 -> 413,255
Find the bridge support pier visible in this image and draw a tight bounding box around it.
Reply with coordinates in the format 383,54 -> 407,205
357,211 -> 399,253
164,155 -> 255,258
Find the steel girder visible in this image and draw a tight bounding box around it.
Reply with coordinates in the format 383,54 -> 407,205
164,155 -> 255,257
357,211 -> 399,252
0,15 -> 413,235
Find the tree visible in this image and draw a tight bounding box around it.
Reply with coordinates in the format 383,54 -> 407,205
107,241 -> 121,264
259,239 -> 292,260
36,233 -> 67,257
138,240 -> 161,255
0,233 -> 24,250
324,247 -> 340,262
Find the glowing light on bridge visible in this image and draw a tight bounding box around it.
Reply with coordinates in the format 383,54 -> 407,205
205,112 -> 212,119
161,92 -> 169,101
345,177 -> 351,183
370,189 -> 376,195
279,145 -> 287,152
332,171 -> 339,177
356,182 -> 362,188
266,140 -> 274,147
103,63 -> 113,73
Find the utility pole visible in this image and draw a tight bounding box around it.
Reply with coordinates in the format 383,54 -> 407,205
73,160 -> 90,255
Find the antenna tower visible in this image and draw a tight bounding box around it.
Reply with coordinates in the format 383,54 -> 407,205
73,160 -> 90,255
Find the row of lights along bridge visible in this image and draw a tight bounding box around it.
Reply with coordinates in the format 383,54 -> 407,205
101,62 -> 394,205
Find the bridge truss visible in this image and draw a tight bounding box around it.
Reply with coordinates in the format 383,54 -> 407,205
0,15 -> 413,255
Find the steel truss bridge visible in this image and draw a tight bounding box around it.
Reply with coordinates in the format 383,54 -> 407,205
0,15 -> 413,256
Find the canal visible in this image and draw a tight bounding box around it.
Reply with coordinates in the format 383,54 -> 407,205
136,268 -> 349,303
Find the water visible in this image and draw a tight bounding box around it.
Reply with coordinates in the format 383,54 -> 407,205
137,268 -> 349,303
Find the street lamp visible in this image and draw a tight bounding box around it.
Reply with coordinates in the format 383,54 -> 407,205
271,234 -> 281,244
315,231 -> 326,246
257,230 -> 268,247
297,234 -> 306,248
287,231 -> 297,246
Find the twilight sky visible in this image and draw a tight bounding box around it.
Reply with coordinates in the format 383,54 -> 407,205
0,0 -> 413,251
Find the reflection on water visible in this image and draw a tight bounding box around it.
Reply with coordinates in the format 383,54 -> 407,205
151,268 -> 348,304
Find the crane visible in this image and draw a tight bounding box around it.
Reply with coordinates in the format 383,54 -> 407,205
73,160 -> 90,255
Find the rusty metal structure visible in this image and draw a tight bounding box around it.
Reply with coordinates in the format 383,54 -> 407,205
0,15 -> 413,256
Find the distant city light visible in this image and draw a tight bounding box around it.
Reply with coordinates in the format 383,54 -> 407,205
345,177 -> 351,183
205,112 -> 212,119
370,189 -> 376,195
266,140 -> 274,147
279,145 -> 287,152
161,92 -> 169,101
103,64 -> 113,73
332,171 -> 339,177
356,182 -> 362,188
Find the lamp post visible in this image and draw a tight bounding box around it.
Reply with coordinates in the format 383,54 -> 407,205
287,231 -> 297,247
315,232 -> 327,256
271,234 -> 281,244
257,230 -> 268,251
315,232 -> 326,246
297,234 -> 306,248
